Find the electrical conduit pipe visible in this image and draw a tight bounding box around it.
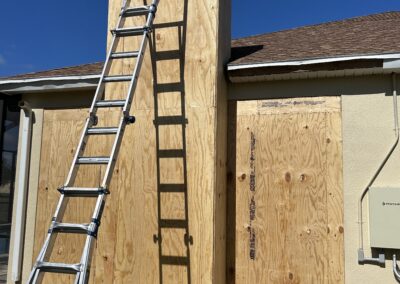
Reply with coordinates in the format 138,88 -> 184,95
358,73 -> 399,265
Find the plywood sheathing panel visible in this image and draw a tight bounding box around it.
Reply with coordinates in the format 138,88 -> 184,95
235,97 -> 344,284
33,109 -> 102,284
108,0 -> 229,281
31,0 -> 229,281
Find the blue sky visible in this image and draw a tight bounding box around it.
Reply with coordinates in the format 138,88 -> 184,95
0,0 -> 399,77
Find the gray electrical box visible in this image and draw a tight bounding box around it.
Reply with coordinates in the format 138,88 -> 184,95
369,187 -> 400,249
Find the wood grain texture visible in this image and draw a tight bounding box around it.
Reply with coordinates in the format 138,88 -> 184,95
326,110 -> 344,283
235,97 -> 343,284
33,109 -> 100,284
31,0 -> 229,281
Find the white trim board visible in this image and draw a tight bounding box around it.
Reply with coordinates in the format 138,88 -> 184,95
0,75 -> 100,85
228,53 -> 400,71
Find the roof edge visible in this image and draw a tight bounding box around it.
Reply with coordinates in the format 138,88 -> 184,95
229,66 -> 400,84
0,74 -> 101,85
228,53 -> 400,71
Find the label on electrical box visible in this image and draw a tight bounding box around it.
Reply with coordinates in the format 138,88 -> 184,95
369,187 -> 400,249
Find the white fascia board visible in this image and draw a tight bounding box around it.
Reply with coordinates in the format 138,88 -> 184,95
227,53 -> 400,71
383,59 -> 400,69
0,74 -> 100,85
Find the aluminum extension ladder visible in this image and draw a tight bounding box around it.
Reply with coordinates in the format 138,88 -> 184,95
28,1 -> 160,283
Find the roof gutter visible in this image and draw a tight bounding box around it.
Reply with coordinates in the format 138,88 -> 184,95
228,54 -> 400,83
0,74 -> 101,94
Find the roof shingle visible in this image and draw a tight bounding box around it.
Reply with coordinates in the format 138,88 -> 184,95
230,11 -> 400,66
0,62 -> 103,80
1,11 -> 399,80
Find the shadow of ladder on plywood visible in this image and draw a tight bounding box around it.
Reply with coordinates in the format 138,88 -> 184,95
151,17 -> 193,284
27,1 -> 160,284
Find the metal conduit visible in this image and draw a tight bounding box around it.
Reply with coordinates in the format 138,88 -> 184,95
358,73 -> 399,265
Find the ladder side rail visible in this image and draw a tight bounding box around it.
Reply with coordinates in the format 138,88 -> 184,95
121,0 -> 159,115
77,194 -> 106,284
121,33 -> 148,115
101,31 -> 149,187
28,1 -> 161,283
88,5 -> 127,116
28,193 -> 70,283
64,8 -> 128,187
100,116 -> 126,188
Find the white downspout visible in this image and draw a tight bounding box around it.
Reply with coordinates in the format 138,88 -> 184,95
11,101 -> 32,282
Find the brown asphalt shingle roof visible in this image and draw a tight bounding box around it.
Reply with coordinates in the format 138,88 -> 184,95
1,11 -> 399,81
0,62 -> 103,80
230,11 -> 400,66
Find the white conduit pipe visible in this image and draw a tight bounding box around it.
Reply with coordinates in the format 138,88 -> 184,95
358,73 -> 399,265
393,74 -> 400,280
11,101 -> 32,281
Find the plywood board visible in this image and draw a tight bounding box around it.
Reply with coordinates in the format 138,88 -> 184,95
235,97 -> 344,284
32,109 -> 102,284
31,0 -> 229,282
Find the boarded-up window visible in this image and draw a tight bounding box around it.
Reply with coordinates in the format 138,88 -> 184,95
235,97 -> 344,284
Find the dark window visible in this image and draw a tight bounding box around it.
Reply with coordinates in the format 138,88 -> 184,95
0,95 -> 20,283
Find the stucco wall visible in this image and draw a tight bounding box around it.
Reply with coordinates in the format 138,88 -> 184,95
342,86 -> 400,284
229,74 -> 400,284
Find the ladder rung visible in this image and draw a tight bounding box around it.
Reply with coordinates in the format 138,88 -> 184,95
110,51 -> 140,59
95,100 -> 126,108
77,157 -> 110,164
36,261 -> 81,274
50,222 -> 91,234
159,184 -> 186,193
123,6 -> 150,17
155,50 -> 181,61
112,27 -> 148,37
154,115 -> 187,126
156,82 -> 183,93
87,127 -> 118,135
160,219 -> 187,229
158,149 -> 184,158
58,187 -> 108,197
103,75 -> 131,83
160,256 -> 189,266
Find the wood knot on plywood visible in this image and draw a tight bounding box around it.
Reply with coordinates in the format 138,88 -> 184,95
285,172 -> 291,182
238,173 -> 246,181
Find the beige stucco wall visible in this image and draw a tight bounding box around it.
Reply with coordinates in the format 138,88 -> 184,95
229,73 -> 400,284
6,90 -> 93,283
342,87 -> 400,284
